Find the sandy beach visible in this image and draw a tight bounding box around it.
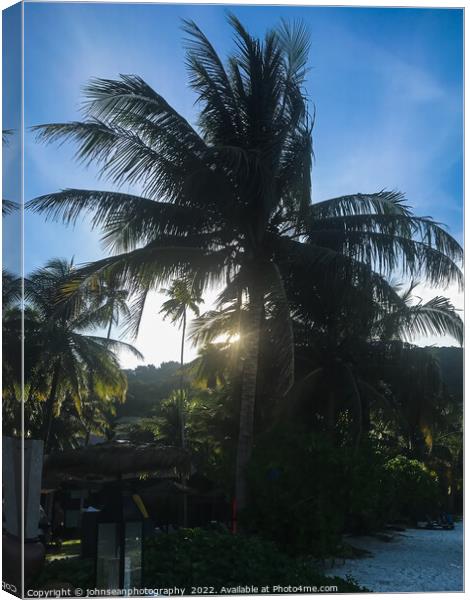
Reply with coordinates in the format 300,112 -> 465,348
326,522 -> 463,592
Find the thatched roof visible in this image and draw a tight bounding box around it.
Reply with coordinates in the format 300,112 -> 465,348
43,441 -> 190,482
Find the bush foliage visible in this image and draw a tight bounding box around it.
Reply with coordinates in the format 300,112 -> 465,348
244,429 -> 442,555
385,455 -> 440,521
31,557 -> 94,591
143,528 -> 364,592
31,529 -> 364,593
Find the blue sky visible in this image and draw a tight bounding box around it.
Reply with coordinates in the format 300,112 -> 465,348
2,1 -> 21,274
5,2 -> 464,366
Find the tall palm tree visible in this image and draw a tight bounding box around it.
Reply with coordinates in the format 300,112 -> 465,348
160,278 -> 202,526
160,278 -> 203,445
28,16 -> 462,509
24,258 -> 142,451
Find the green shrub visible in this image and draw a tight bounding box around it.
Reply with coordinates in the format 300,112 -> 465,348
30,557 -> 94,590
143,528 -> 364,592
29,531 -> 363,594
343,443 -> 392,535
244,428 -> 390,556
385,455 -> 440,521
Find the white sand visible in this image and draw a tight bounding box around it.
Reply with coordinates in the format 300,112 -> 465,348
325,522 -> 463,592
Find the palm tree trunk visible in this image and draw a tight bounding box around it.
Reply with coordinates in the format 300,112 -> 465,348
349,369 -> 363,449
235,282 -> 264,513
106,298 -> 115,340
107,318 -> 113,340
180,309 -> 188,527
180,309 -> 186,448
107,298 -> 115,339
42,360 -> 61,452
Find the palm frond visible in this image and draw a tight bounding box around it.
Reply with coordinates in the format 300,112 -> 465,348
305,225 -> 462,289
2,269 -> 22,310
310,191 -> 412,219
27,189 -> 217,252
183,19 -> 241,143
379,296 -> 463,345
32,120 -> 200,202
276,236 -> 403,310
189,304 -> 241,347
2,199 -> 18,216
2,129 -> 13,144
121,284 -> 151,340
276,121 -> 313,225
277,18 -> 311,85
83,74 -> 206,153
307,213 -> 462,265
59,243 -> 228,338
83,334 -> 144,360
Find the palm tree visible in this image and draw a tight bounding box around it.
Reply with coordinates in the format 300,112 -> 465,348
2,268 -> 21,313
24,258 -> 142,451
160,278 -> 202,443
366,284 -> 462,443
160,278 -> 202,526
79,393 -> 118,445
369,343 -> 443,454
28,16 -> 462,509
284,274 -> 462,440
160,279 -> 203,382
89,272 -> 131,339
2,269 -> 23,434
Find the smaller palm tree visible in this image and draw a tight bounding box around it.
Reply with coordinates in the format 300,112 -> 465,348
87,272 -> 131,339
160,278 -> 203,526
160,280 -> 204,360
159,279 -> 203,445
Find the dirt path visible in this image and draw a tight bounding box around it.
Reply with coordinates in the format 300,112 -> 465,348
325,522 -> 463,592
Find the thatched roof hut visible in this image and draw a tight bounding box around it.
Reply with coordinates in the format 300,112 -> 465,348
43,441 -> 190,485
